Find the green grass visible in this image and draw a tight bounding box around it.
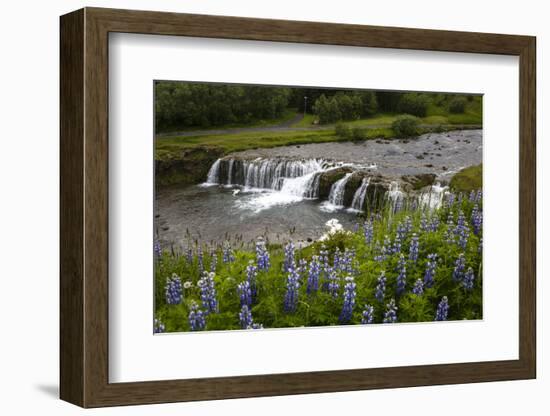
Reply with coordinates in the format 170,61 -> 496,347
155,194 -> 483,332
155,127 -> 394,161
450,164 -> 483,192
158,108 -> 300,134
291,113 -> 317,127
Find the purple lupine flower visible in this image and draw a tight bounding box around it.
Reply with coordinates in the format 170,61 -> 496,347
444,214 -> 455,243
339,276 -> 356,324
222,241 -> 235,263
453,253 -> 466,282
396,221 -> 408,242
283,241 -> 296,273
471,204 -> 483,235
186,247 -> 193,263
435,296 -> 450,321
383,298 -> 398,323
154,240 -> 162,259
404,216 -> 413,234
255,239 -> 270,271
409,234 -> 419,262
237,280 -> 252,308
297,258 -> 308,280
246,260 -> 258,298
198,271 -> 218,314
424,253 -> 437,288
478,237 -> 483,254
456,224 -> 470,249
462,267 -> 475,290
327,267 -> 339,298
363,219 -> 374,244
375,236 -> 390,262
475,189 -> 483,203
165,273 -> 183,305
396,265 -> 407,296
420,213 -> 429,232
197,245 -> 204,274
361,304 -> 375,324
353,222 -> 359,233
210,251 -> 218,273
429,216 -> 440,232
188,302 -> 206,331
283,264 -> 300,313
307,255 -> 321,294
341,248 -> 356,274
469,190 -> 476,202
412,278 -> 424,295
333,248 -> 341,271
410,198 -> 418,211
239,305 -> 253,329
446,192 -> 456,208
375,271 -> 387,303
319,246 -> 330,289
153,318 -> 165,334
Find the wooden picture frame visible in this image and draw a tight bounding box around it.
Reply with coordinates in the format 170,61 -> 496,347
60,7 -> 536,408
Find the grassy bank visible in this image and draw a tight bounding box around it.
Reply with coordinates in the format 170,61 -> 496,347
155,127 -> 393,161
450,165 -> 483,192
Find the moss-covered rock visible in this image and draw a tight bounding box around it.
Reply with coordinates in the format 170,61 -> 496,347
450,164 -> 482,192
155,146 -> 224,187
401,173 -> 437,191
318,167 -> 353,200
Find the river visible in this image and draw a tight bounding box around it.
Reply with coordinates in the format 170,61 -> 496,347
156,129 -> 482,250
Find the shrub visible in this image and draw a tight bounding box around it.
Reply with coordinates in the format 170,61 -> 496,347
448,97 -> 467,114
392,115 -> 420,137
397,93 -> 429,117
335,123 -> 352,138
351,127 -> 367,141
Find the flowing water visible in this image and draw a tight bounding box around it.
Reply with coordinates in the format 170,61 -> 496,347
350,178 -> 370,211
157,129 -> 482,249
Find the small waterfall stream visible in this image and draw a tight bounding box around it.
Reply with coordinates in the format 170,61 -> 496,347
327,173 -> 352,207
350,177 -> 370,211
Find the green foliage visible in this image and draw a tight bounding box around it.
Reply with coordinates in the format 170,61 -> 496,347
448,97 -> 467,114
391,115 -> 420,137
351,127 -> 367,141
397,93 -> 430,117
450,164 -> 482,192
155,81 -> 292,132
312,92 -> 377,124
155,193 -> 483,332
335,122 -> 352,139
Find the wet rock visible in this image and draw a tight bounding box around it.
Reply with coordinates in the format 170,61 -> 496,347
318,167 -> 354,200
401,173 -> 437,190
155,146 -> 224,187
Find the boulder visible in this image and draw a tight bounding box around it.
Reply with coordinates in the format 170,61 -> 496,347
318,167 -> 354,200
401,173 -> 436,190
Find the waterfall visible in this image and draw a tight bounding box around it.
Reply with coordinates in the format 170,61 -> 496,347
350,177 -> 370,211
226,159 -> 234,185
387,181 -> 404,211
212,157 -> 328,197
205,159 -> 221,184
419,183 -> 448,209
328,173 -> 352,207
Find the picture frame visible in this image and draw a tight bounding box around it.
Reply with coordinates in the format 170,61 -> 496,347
60,7 -> 536,408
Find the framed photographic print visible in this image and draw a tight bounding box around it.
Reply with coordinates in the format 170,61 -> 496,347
60,7 -> 536,408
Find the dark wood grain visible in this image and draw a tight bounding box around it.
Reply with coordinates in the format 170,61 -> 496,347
59,8 -> 84,407
60,7 -> 537,408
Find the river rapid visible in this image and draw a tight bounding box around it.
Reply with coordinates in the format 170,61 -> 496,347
156,129 -> 482,250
